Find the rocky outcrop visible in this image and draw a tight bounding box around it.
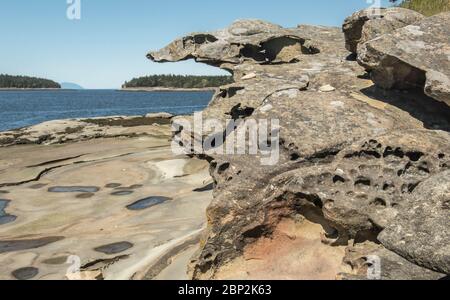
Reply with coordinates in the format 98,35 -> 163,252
340,242 -> 444,280
358,12 -> 450,107
0,115 -> 172,147
343,7 -> 424,54
148,19 -> 320,69
149,11 -> 450,280
379,170 -> 450,274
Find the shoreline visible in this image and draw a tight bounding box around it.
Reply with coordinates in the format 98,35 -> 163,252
120,87 -> 217,92
0,88 -> 62,91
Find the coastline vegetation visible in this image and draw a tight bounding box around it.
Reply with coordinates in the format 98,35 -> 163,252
123,75 -> 233,89
0,74 -> 61,89
391,0 -> 450,16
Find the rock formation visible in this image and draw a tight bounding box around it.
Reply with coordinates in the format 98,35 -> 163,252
149,8 -> 450,280
0,117 -> 212,280
0,115 -> 172,147
358,12 -> 450,107
343,7 -> 424,54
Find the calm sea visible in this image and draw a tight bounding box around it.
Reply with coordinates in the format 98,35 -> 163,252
0,90 -> 213,132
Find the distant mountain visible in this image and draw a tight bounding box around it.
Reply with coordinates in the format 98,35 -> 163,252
60,82 -> 84,90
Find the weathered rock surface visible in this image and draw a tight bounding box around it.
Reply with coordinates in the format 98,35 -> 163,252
340,242 -> 444,280
150,14 -> 450,280
358,12 -> 450,106
0,121 -> 213,280
379,170 -> 450,274
0,115 -> 172,147
145,112 -> 174,119
343,7 -> 424,54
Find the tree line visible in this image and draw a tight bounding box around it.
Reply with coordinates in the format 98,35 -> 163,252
0,74 -> 61,89
123,75 -> 234,89
390,0 -> 450,16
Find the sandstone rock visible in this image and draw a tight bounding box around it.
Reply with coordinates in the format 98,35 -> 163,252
343,7 -> 424,54
379,170 -> 450,274
319,84 -> 335,92
0,116 -> 171,147
148,19 -> 322,68
358,12 -> 450,106
150,17 -> 450,280
0,126 -> 212,280
341,242 -> 445,280
145,112 -> 174,119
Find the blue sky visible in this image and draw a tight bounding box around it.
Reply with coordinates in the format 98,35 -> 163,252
0,0 -> 393,89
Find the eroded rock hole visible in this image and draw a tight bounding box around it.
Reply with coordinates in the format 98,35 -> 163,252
290,153 -> 301,161
240,37 -> 319,64
372,56 -> 427,91
229,104 -> 255,120
217,163 -> 231,175
383,181 -> 396,192
371,198 -> 387,207
406,151 -> 424,162
345,150 -> 381,159
354,228 -> 382,245
333,175 -> 346,184
401,182 -> 420,193
192,34 -> 218,44
355,177 -> 372,187
243,225 -> 269,239
383,147 -> 405,159
220,86 -> 244,98
442,200 -> 450,210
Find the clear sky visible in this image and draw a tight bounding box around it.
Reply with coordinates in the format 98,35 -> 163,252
0,0 -> 394,89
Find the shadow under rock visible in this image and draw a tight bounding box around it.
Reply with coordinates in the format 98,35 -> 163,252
360,86 -> 450,132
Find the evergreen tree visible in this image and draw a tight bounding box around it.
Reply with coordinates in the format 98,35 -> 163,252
122,75 -> 233,89
0,74 -> 61,89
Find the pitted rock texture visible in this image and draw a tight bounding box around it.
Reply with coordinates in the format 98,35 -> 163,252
379,170 -> 450,274
343,7 -> 424,54
150,13 -> 450,280
340,242 -> 444,280
358,12 -> 450,106
148,19 -> 320,68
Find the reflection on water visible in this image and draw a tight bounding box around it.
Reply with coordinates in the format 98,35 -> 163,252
126,196 -> 171,211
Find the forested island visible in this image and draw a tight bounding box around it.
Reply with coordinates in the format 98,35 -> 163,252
122,75 -> 233,90
0,74 -> 61,89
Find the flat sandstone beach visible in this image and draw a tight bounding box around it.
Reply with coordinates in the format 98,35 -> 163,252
0,116 -> 212,280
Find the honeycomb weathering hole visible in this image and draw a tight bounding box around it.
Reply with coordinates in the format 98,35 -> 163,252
214,207 -> 350,280
240,36 -> 320,64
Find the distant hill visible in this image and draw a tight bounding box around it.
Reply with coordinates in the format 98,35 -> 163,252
122,75 -> 233,89
391,0 -> 450,16
60,82 -> 84,90
0,74 -> 61,89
